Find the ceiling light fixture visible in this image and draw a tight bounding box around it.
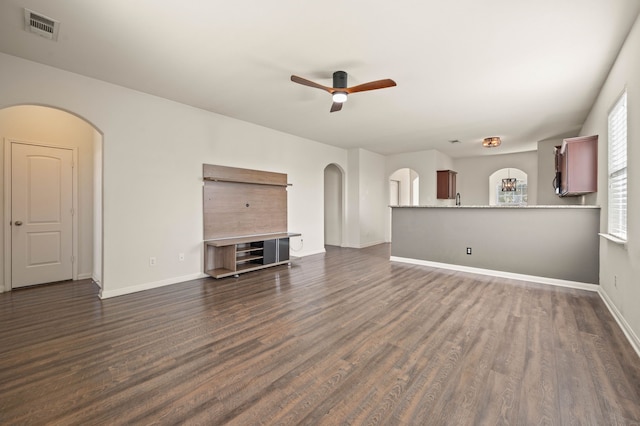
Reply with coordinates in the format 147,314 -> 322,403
332,92 -> 348,103
502,178 -> 517,192
501,168 -> 516,192
482,136 -> 501,147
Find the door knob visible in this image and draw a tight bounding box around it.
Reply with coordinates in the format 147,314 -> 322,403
14,221 -> 22,226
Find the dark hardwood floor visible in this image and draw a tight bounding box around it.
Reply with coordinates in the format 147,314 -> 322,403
1,244 -> 639,425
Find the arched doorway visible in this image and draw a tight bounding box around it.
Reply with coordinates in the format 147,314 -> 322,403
324,163 -> 344,247
0,105 -> 103,292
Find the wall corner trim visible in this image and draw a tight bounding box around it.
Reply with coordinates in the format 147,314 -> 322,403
598,287 -> 640,359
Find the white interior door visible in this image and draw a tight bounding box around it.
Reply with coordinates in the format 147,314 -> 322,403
11,143 -> 73,288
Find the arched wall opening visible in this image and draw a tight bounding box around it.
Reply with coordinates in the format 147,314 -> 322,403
389,168 -> 419,206
0,104 -> 103,293
324,163 -> 344,247
388,168 -> 419,240
489,168 -> 528,206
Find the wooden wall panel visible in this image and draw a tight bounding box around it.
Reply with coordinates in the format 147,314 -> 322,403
203,181 -> 287,240
203,164 -> 287,186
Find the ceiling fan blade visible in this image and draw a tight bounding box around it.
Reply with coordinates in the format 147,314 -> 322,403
330,102 -> 343,113
291,75 -> 333,93
346,79 -> 397,94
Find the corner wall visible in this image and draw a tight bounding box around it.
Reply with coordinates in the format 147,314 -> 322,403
346,148 -> 387,248
580,13 -> 640,349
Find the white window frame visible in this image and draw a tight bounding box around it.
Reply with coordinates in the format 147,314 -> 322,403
607,90 -> 627,241
495,181 -> 528,206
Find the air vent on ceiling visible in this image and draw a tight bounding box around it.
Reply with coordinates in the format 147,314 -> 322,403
24,8 -> 60,41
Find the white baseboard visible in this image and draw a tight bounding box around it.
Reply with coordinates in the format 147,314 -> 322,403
92,275 -> 102,288
77,273 -> 93,280
359,239 -> 386,248
390,256 -> 599,292
99,272 -> 208,299
291,248 -> 326,258
598,287 -> 640,359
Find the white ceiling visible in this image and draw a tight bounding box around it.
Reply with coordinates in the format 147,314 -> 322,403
1,0 -> 639,157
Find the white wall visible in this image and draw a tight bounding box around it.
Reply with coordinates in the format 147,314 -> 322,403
93,130 -> 103,286
324,164 -> 343,246
0,53 -> 347,298
581,13 -> 640,348
453,151 -> 539,206
346,149 -> 361,248
0,105 -> 97,286
358,149 -> 387,247
344,148 -> 387,247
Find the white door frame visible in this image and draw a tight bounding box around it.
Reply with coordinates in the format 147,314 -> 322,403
3,138 -> 79,291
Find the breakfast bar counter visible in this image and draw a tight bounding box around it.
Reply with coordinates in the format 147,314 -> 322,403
390,205 -> 600,284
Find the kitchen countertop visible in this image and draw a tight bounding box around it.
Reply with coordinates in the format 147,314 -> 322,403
390,205 -> 600,209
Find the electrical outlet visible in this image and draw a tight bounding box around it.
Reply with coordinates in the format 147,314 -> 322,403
179,253 -> 185,261
149,257 -> 157,266
466,247 -> 472,255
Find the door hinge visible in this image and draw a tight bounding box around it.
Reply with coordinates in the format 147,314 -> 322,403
71,256 -> 75,264
71,208 -> 75,216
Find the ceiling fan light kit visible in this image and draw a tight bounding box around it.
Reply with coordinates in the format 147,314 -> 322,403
291,70 -> 396,112
332,92 -> 348,103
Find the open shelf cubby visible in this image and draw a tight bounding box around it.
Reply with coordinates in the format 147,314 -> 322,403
204,233 -> 299,279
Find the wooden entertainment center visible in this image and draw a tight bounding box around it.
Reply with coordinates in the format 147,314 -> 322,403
202,164 -> 300,278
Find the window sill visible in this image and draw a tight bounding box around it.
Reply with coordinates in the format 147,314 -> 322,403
599,233 -> 627,247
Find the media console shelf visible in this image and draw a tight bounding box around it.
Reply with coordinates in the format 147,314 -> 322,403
202,164 -> 300,279
204,232 -> 301,278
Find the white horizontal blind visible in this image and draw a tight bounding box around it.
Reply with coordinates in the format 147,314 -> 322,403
608,91 -> 627,240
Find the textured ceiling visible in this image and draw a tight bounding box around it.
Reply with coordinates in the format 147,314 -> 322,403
1,0 -> 639,157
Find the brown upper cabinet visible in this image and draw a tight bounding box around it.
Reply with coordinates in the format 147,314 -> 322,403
556,135 -> 598,197
437,170 -> 457,199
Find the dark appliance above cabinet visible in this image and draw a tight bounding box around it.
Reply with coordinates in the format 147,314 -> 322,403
554,135 -> 598,197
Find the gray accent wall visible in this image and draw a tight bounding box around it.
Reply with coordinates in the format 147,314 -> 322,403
391,206 -> 600,284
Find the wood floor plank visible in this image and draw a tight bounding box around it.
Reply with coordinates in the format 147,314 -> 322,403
0,244 -> 639,425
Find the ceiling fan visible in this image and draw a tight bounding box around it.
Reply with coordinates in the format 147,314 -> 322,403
290,71 -> 396,112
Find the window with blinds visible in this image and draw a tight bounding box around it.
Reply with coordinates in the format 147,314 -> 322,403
608,91 -> 627,240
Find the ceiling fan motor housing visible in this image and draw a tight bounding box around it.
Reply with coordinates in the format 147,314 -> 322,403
333,71 -> 348,89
